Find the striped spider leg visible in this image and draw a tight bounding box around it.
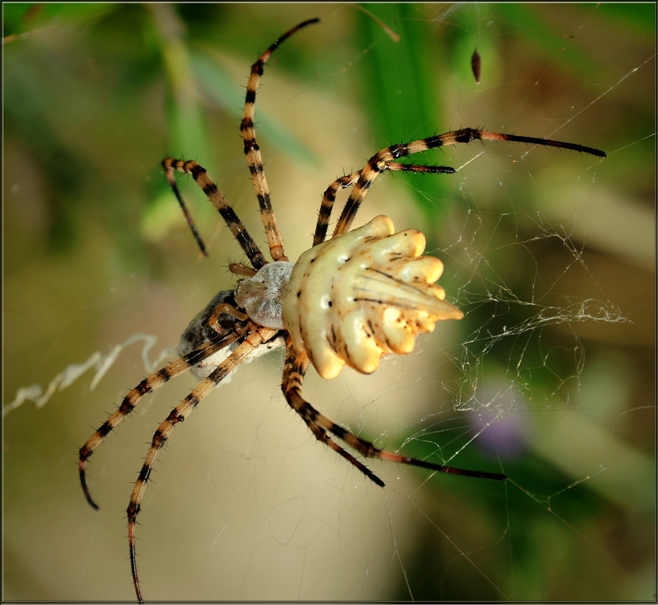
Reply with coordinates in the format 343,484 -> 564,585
314,129 -> 606,243
78,18 -> 319,602
125,320 -> 281,603
78,325 -> 243,509
291,135 -> 605,474
79,16 -> 607,603
285,132 -> 605,484
281,340 -> 507,488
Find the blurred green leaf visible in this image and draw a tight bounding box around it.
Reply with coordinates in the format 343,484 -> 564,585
356,5 -> 451,222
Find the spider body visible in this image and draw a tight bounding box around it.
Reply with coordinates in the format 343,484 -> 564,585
283,214 -> 463,379
177,289 -> 285,381
78,17 -> 605,603
235,260 -> 294,329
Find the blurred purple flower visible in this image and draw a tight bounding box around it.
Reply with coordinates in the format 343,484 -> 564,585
470,380 -> 531,460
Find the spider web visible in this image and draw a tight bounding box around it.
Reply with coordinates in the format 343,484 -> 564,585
3,4 -> 655,602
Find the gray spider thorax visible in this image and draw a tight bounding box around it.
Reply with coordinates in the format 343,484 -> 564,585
234,261 -> 295,329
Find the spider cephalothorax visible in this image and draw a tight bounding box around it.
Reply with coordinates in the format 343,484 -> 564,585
78,17 -> 605,603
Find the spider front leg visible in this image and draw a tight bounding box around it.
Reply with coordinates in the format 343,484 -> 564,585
78,331 -> 242,509
282,343 -> 506,486
127,323 -> 278,604
163,19 -> 319,264
240,17 -> 319,262
163,158 -> 268,268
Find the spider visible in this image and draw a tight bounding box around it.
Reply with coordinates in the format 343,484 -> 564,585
78,18 -> 606,603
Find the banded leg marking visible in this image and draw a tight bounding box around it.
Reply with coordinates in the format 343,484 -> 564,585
79,332 -> 241,510
282,342 -> 506,487
333,127 -> 606,238
127,324 -> 278,603
313,163 -> 456,247
282,342 -> 385,486
241,18 -> 320,262
163,158 -> 268,269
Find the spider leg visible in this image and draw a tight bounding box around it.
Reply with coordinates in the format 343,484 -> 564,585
313,163 -> 456,246
332,127 -> 606,238
303,415 -> 386,488
208,303 -> 248,334
163,158 -> 268,269
164,169 -> 208,257
282,342 -> 385,486
314,172 -> 359,246
282,341 -> 506,487
228,262 -> 258,277
127,323 -> 278,604
241,18 -> 319,262
79,330 -> 242,510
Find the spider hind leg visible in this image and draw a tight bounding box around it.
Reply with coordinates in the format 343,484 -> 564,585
332,128 -> 605,238
282,343 -> 506,486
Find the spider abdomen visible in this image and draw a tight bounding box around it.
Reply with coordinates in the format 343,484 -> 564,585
282,215 -> 464,380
